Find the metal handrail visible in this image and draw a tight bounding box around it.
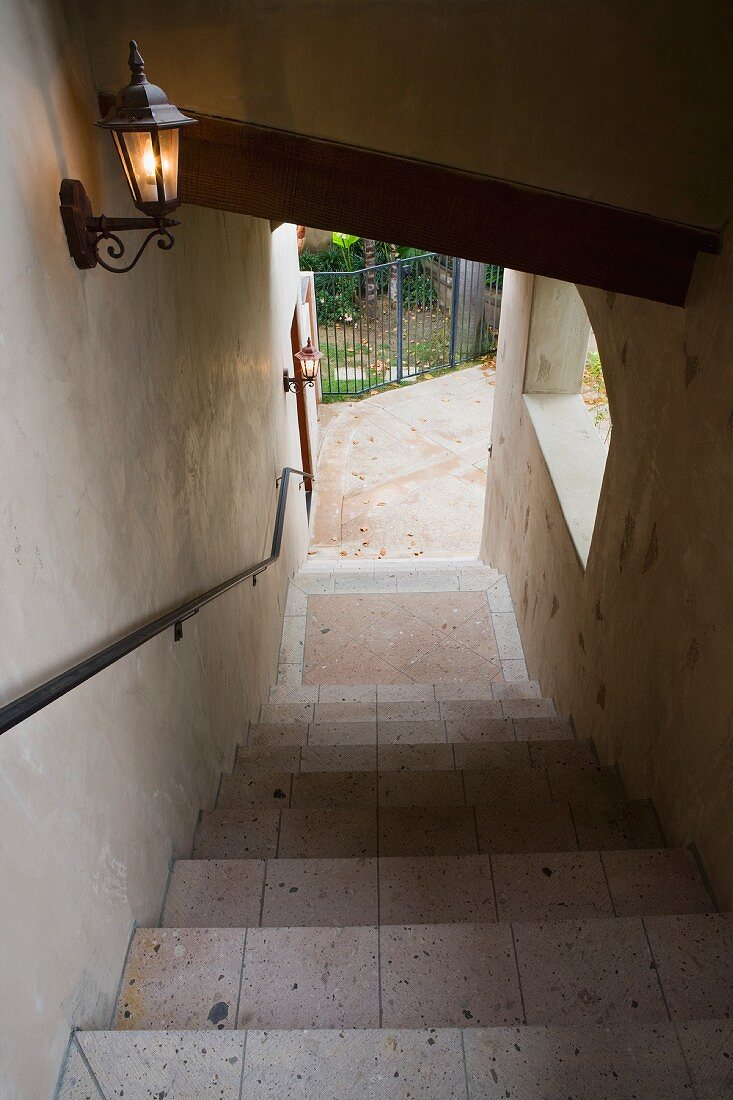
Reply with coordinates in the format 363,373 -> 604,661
0,467 -> 312,736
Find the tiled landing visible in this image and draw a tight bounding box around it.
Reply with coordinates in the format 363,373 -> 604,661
278,564 -> 528,686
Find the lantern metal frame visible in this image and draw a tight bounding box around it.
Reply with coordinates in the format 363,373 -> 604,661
284,338 -> 324,392
59,41 -> 196,274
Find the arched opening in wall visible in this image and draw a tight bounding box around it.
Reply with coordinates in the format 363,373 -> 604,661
521,279 -> 610,569
582,329 -> 612,449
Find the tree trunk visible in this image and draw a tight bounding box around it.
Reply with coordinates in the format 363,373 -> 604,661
363,238 -> 377,321
389,244 -> 399,310
454,259 -> 485,360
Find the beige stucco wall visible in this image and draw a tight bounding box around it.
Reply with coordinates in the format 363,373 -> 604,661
80,0 -> 733,227
0,3 -> 307,1097
482,243 -> 733,908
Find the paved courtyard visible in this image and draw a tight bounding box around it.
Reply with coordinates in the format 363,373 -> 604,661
310,363 -> 495,561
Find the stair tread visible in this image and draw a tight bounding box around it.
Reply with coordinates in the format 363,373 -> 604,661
269,681 -> 543,704
109,915 -> 733,1033
259,699 -> 559,724
213,763 -> 625,814
193,799 -> 666,859
234,739 -> 595,774
62,1020 -> 732,1100
248,714 -> 574,748
162,849 -> 714,929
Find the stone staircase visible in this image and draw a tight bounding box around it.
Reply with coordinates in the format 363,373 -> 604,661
59,567 -> 732,1097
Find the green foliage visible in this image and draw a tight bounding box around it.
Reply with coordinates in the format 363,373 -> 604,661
585,350 -> 603,384
300,245 -> 349,272
331,231 -> 360,270
485,264 -> 504,292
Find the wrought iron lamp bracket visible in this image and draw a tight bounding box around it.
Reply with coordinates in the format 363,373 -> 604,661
283,372 -> 316,393
60,179 -> 179,274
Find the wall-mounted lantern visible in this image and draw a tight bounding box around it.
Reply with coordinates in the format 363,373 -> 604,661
59,41 -> 197,273
284,338 -> 324,392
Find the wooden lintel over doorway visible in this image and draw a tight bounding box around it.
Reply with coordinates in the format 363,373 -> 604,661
98,96 -> 722,306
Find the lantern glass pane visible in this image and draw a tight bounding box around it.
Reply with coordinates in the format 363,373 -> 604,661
158,129 -> 179,203
115,130 -> 158,207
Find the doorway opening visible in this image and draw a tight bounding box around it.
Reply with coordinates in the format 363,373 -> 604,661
300,232 -> 501,563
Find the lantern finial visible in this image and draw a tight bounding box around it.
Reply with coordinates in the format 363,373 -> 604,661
128,41 -> 147,83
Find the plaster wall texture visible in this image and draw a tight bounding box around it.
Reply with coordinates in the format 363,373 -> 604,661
0,3 -> 307,1096
79,0 -> 733,227
482,254 -> 733,909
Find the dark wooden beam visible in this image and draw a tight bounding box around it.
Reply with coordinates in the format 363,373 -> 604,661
98,97 -> 722,305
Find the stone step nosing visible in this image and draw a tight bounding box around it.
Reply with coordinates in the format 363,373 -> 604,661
63,1018 -> 727,1100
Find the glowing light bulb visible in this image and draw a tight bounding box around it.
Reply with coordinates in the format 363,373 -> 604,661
142,145 -> 157,183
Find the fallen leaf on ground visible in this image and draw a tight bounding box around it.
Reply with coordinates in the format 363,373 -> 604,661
379,548 -> 388,557
340,550 -> 348,557
377,502 -> 386,507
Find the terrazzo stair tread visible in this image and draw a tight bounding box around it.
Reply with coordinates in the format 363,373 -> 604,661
194,798 -> 664,859
258,701 -> 562,725
161,849 -> 714,929
214,764 -> 622,811
233,739 -> 595,775
247,714 -> 575,748
110,916 -> 733,1031
60,1019 -> 730,1099
268,681 -> 544,704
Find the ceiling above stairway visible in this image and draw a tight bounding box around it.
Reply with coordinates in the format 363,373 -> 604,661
85,0 -> 732,304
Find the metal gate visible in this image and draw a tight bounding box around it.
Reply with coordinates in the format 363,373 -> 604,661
314,253 -> 502,398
